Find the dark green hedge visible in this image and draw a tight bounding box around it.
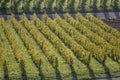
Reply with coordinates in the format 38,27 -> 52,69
0,0 -> 120,14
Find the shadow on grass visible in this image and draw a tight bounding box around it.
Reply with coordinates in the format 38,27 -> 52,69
39,66 -> 45,80
33,59 -> 45,80
55,67 -> 62,80
69,0 -> 75,13
54,58 -> 62,80
81,0 -> 87,12
75,56 -> 96,79
35,0 -> 43,13
93,0 -> 98,12
103,0 -> 110,19
69,64 -> 78,80
20,60 -> 27,80
94,58 -> 111,78
86,64 -> 96,79
4,61 -> 9,80
102,63 -> 111,78
75,53 -> 96,79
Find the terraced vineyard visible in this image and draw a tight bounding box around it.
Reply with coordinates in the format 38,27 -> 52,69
0,13 -> 120,80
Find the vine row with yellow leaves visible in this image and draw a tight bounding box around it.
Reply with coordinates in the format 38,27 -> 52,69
10,16 -> 42,68
77,13 -> 120,48
33,14 -> 73,65
86,13 -> 120,39
55,14 -> 106,63
65,13 -> 120,63
21,14 -> 58,68
43,14 -> 90,64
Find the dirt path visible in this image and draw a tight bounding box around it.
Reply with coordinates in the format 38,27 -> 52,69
0,12 -> 120,20
0,12 -> 120,31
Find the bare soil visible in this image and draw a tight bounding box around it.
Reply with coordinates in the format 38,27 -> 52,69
104,19 -> 120,32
